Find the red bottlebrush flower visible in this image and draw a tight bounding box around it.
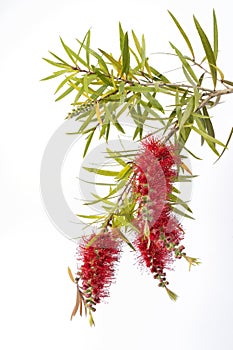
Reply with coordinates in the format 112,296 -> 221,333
134,211 -> 184,274
132,137 -> 181,229
77,230 -> 121,309
132,137 -> 184,290
133,137 -> 180,199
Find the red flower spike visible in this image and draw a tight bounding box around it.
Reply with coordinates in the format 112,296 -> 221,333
132,137 -> 184,291
77,230 -> 122,309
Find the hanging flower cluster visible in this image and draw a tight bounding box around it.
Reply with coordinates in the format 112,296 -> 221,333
78,229 -> 122,305
69,137 -> 200,325
69,229 -> 122,325
132,137 -> 185,299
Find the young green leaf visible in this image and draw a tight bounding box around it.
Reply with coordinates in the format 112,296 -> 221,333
41,69 -> 71,81
168,11 -> 195,59
83,167 -> 120,176
214,127 -> 233,164
83,129 -> 95,157
213,9 -> 218,60
122,32 -> 130,76
170,42 -> 199,83
119,22 -> 125,53
85,29 -> 91,67
60,37 -> 77,65
193,16 -> 217,88
42,57 -> 69,69
191,125 -> 225,148
179,96 -> 194,131
55,85 -> 74,101
98,49 -> 122,71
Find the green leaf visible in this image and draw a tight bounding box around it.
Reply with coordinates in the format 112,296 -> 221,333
83,167 -> 120,176
41,69 -> 71,81
182,65 -> 196,87
76,108 -> 96,134
171,205 -> 195,220
132,30 -> 142,57
213,9 -> 218,60
184,146 -> 203,160
165,287 -> 178,301
141,34 -> 146,68
90,85 -> 108,100
143,92 -> 164,113
114,121 -> 125,134
133,126 -> 143,140
202,106 -> 215,137
77,40 -> 109,74
60,37 -> 77,65
119,22 -> 124,53
168,11 -> 195,59
129,47 -> 141,66
83,129 -> 95,157
191,125 -> 225,148
76,214 -> 105,219
193,16 -> 217,88
122,32 -> 130,75
106,148 -> 127,167
55,85 -> 74,101
47,51 -> 71,65
86,29 -> 91,67
179,96 -> 194,131
214,127 -> 233,164
93,68 -> 113,86
42,57 -> 69,69
170,42 -> 199,83
98,49 -> 122,71
74,85 -> 84,104
54,72 -> 78,94
113,228 -> 136,251
169,193 -> 193,213
150,66 -> 170,83
115,164 -> 132,180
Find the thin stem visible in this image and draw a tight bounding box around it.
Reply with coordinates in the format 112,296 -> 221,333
196,87 -> 233,111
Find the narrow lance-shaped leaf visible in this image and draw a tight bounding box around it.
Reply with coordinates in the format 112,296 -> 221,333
85,29 -> 91,67
42,57 -> 69,69
213,9 -> 218,60
179,96 -> 194,132
202,106 -> 215,137
54,72 -> 78,94
193,16 -> 217,88
60,37 -> 77,65
141,34 -> 146,69
47,51 -> 71,65
191,125 -> 226,148
131,30 -> 142,57
95,101 -> 103,125
83,129 -> 95,157
55,85 -> 74,101
170,42 -> 199,83
168,11 -> 195,59
122,32 -> 130,76
98,49 -> 122,71
41,69 -> 72,81
119,22 -> 124,53
214,127 -> 233,164
83,167 -> 120,176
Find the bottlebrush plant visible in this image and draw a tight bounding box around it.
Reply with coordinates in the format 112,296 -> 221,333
42,10 -> 233,326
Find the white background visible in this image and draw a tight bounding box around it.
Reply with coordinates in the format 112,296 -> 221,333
0,1 -> 233,349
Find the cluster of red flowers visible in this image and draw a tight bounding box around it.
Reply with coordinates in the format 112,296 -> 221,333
132,137 -> 185,293
74,137 -> 187,323
77,230 -> 121,311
